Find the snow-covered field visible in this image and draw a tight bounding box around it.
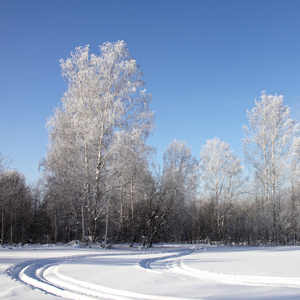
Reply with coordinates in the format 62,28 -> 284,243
1,243 -> 300,300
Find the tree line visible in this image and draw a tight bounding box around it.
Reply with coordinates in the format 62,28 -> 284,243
0,41 -> 299,247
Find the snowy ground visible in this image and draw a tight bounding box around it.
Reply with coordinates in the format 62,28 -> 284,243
1,243 -> 300,299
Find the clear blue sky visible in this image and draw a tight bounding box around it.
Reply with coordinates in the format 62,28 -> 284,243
1,0 -> 300,183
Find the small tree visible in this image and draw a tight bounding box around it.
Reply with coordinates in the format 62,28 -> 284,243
289,137 -> 300,243
161,140 -> 198,242
0,170 -> 31,244
0,152 -> 12,244
199,137 -> 245,243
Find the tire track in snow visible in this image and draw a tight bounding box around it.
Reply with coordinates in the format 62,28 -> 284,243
5,250 -> 194,300
171,261 -> 300,288
5,254 -> 100,299
141,247 -> 300,289
7,245 -> 299,299
139,247 -> 196,270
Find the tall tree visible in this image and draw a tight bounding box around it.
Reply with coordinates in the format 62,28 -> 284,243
44,41 -> 154,241
243,91 -> 299,244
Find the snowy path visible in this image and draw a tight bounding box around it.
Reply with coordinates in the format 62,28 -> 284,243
141,247 -> 300,288
167,259 -> 300,288
6,248 -> 196,300
3,244 -> 300,299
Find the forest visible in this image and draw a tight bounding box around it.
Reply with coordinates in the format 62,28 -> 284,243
1,41 -> 299,247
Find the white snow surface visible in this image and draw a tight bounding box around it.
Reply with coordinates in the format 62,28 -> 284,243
1,243 -> 300,299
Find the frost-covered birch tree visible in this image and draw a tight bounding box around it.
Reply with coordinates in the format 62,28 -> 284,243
288,136 -> 300,243
291,137 -> 300,184
243,91 -> 299,244
199,137 -> 245,242
160,140 -> 198,242
44,41 -> 154,241
102,130 -> 154,245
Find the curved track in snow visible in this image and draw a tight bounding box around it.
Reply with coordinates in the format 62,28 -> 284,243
140,247 -> 300,289
5,246 -> 300,299
172,261 -> 300,288
149,251 -> 300,288
5,249 -> 194,300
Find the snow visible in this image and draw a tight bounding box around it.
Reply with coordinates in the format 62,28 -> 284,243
1,243 -> 300,299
